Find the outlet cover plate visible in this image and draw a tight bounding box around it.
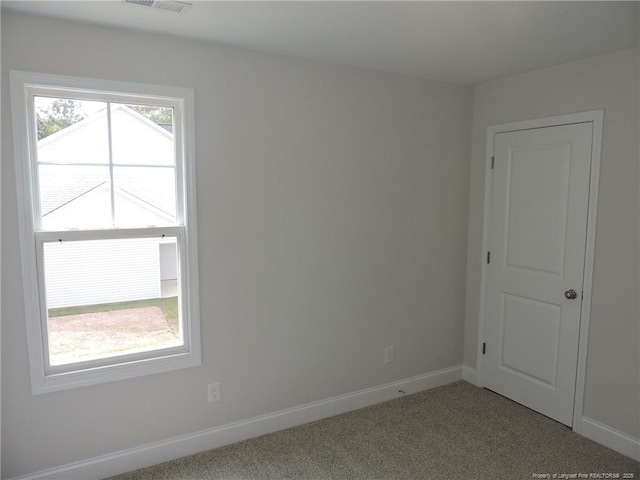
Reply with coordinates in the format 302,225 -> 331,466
208,382 -> 221,403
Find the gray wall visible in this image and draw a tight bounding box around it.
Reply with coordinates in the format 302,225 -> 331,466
464,48 -> 640,438
1,12 -> 472,478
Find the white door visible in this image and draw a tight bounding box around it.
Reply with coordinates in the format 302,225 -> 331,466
483,122 -> 593,426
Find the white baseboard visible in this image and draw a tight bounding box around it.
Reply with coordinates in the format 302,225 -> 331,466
10,365 -> 463,480
462,364 -> 477,385
579,416 -> 640,461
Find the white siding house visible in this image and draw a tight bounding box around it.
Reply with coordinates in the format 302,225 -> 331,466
44,238 -> 164,308
39,105 -> 178,308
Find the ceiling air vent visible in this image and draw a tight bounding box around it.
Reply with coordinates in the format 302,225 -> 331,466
123,0 -> 192,14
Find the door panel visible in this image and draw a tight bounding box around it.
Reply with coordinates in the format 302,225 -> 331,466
484,122 -> 593,426
501,293 -> 561,387
505,143 -> 571,275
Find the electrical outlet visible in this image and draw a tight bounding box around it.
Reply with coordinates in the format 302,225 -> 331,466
207,382 -> 221,403
384,345 -> 394,364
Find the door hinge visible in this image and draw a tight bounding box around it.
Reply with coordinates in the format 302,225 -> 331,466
482,343 -> 486,355
491,156 -> 495,169
487,251 -> 491,264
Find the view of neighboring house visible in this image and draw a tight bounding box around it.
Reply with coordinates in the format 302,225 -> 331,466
39,105 -> 178,308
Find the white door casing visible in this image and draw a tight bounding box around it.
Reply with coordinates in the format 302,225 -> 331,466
478,112 -> 603,429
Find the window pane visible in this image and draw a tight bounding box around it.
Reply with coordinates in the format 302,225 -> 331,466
44,237 -> 182,367
39,164 -> 112,230
111,103 -> 175,166
35,97 -> 109,164
113,166 -> 177,227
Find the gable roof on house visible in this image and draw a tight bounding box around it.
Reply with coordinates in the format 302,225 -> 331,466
37,104 -> 176,229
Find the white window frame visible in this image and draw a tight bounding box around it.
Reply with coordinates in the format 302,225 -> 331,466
10,71 -> 201,394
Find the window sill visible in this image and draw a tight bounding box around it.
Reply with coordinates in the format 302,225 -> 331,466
32,349 -> 201,394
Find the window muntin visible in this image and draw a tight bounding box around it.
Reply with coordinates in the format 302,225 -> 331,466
34,96 -> 178,230
11,72 -> 200,393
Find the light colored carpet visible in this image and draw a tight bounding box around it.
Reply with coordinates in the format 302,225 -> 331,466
106,381 -> 640,480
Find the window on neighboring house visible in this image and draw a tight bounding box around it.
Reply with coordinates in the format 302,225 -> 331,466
10,71 -> 201,393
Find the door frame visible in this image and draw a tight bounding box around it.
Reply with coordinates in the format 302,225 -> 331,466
476,110 -> 603,432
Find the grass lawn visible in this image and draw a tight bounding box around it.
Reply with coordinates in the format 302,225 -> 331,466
49,297 -> 179,334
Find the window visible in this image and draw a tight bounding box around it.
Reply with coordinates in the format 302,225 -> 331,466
10,71 -> 200,393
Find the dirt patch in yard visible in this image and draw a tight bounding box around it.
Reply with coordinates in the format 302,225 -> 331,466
48,306 -> 180,366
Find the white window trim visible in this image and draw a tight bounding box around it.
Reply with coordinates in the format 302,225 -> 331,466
10,71 -> 201,394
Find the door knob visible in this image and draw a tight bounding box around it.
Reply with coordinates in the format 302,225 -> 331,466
564,289 -> 578,300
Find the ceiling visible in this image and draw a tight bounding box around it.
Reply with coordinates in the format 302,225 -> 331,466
3,1 -> 639,85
